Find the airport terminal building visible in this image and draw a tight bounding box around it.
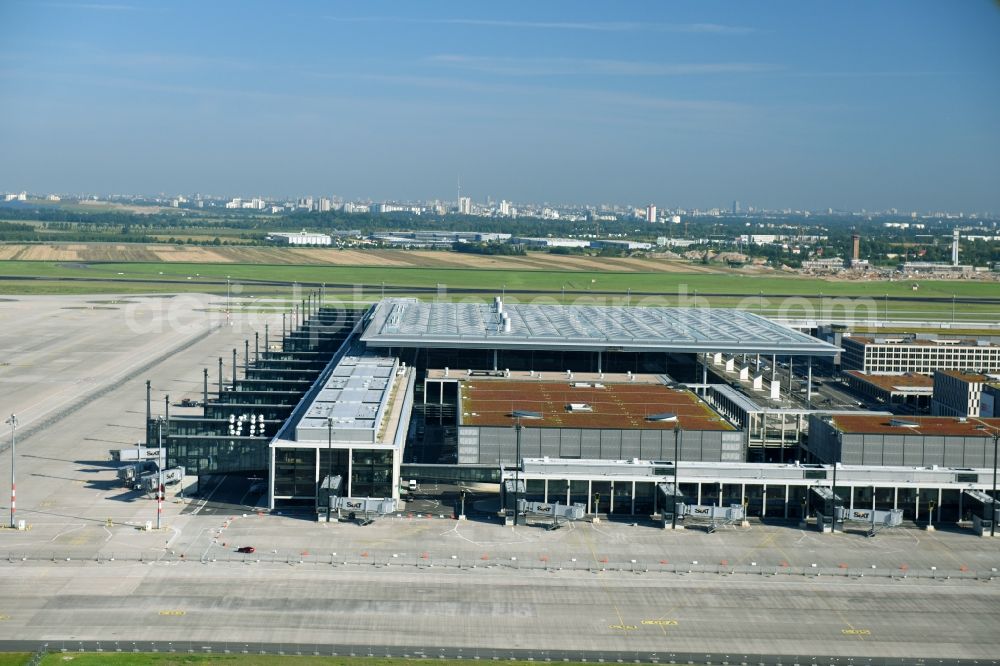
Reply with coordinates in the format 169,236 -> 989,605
151,297 -> 1000,530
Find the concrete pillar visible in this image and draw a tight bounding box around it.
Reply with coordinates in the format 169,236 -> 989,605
762,484 -> 767,517
609,481 -> 615,514
893,486 -> 898,510
784,485 -> 790,518
937,488 -> 942,523
849,487 -> 854,511
598,351 -> 603,374
772,355 -> 777,383
587,480 -> 593,514
631,481 -> 636,515
702,361 -> 708,395
543,479 -> 548,504
493,349 -> 498,371
915,490 -> 919,521
566,481 -> 571,506
697,483 -> 702,506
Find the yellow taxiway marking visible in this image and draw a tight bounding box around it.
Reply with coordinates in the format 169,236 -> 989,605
642,619 -> 678,626
158,610 -> 185,616
842,629 -> 871,636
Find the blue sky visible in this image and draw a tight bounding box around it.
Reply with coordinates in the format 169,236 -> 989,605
1,1 -> 999,211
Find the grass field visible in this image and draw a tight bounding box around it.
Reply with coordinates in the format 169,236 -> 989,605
2,259 -> 998,297
0,258 -> 998,321
32,655 -> 606,666
0,655 -> 29,666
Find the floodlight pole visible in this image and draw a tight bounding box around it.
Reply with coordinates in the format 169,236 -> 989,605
993,432 -> 998,538
514,419 -> 522,526
156,416 -> 164,530
672,423 -> 681,530
6,414 -> 17,529
831,461 -> 838,533
327,417 -> 333,524
510,410 -> 541,526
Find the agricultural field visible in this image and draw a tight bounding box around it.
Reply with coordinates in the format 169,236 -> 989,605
0,243 -> 726,273
0,253 -> 998,322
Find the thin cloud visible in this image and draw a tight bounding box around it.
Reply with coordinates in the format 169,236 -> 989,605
427,55 -> 780,77
791,70 -> 950,78
325,16 -> 754,35
37,2 -> 139,10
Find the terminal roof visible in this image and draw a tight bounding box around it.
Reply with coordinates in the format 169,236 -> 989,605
362,298 -> 839,356
828,415 -> 1000,437
460,380 -> 734,431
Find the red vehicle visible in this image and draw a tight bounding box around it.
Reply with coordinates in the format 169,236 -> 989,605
236,546 -> 255,554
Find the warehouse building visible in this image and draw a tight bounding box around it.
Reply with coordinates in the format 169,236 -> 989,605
266,230 -> 333,246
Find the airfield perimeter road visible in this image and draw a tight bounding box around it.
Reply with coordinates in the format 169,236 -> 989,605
0,295 -> 998,661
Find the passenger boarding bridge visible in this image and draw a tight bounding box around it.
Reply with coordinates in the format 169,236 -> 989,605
503,457 -> 997,528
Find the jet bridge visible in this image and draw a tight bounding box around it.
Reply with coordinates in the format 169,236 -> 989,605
834,506 -> 904,536
656,482 -> 684,528
517,500 -> 586,529
962,490 -> 1000,537
332,496 -> 398,525
676,503 -> 746,533
810,486 -> 843,533
810,485 -> 902,536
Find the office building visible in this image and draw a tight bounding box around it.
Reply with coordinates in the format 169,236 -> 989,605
932,370 -> 991,417
841,336 -> 1000,374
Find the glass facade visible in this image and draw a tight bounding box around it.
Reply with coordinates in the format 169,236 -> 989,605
273,448 -> 316,498
351,449 -> 394,498
166,436 -> 270,476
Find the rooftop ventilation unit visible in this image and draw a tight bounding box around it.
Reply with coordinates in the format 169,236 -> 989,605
889,418 -> 919,428
566,403 -> 593,413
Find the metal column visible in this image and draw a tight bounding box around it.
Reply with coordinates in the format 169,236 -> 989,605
806,357 -> 813,407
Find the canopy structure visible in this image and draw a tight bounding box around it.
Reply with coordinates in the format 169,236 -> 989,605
362,298 -> 840,357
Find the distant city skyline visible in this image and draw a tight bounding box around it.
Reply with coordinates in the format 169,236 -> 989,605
1,1 -> 999,212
